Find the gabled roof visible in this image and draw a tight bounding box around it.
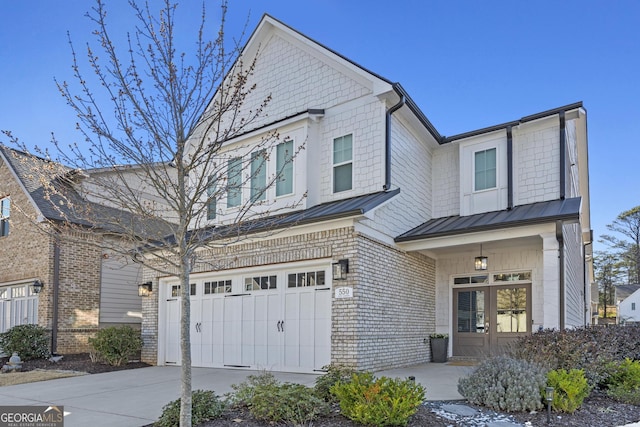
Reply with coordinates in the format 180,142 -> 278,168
0,144 -> 172,238
396,197 -> 581,242
616,284 -> 640,302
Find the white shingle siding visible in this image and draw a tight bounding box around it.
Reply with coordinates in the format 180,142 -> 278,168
513,119 -> 561,206
318,98 -> 385,203
432,142 -> 460,218
235,33 -> 371,132
360,115 -> 432,237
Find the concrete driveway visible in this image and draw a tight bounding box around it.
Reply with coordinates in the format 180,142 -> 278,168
0,363 -> 469,427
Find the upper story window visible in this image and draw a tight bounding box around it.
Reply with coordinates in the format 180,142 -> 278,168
333,134 -> 353,193
207,176 -> 217,220
250,150 -> 267,202
227,157 -> 242,208
0,197 -> 9,237
474,148 -> 497,191
276,140 -> 294,197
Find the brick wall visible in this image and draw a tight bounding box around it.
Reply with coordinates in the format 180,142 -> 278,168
141,226 -> 437,370
1,157 -> 107,354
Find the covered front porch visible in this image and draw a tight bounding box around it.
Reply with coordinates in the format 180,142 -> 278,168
396,198 -> 586,359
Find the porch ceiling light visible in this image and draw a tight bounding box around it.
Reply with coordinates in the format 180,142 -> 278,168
31,280 -> 44,294
138,281 -> 153,297
474,245 -> 488,271
332,259 -> 349,280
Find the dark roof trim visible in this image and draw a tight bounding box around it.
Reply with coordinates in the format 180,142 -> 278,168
393,84 -> 443,142
176,189 -> 401,247
396,197 -> 581,242
442,102 -> 584,143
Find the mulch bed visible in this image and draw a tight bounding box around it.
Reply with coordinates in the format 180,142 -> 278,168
7,353 -> 150,374
9,355 -> 640,426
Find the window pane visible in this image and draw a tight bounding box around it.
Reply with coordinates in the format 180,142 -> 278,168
496,288 -> 527,333
333,163 -> 352,192
333,134 -> 352,164
474,148 -> 496,191
0,198 -> 9,218
207,175 -> 216,220
250,150 -> 266,202
276,140 -> 294,196
457,290 -> 485,333
227,158 -> 242,207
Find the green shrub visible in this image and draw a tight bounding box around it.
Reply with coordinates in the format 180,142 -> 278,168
605,358 -> 640,404
155,389 -> 224,427
331,372 -> 425,426
88,325 -> 141,366
0,324 -> 49,361
547,368 -> 590,413
458,356 -> 547,412
510,325 -> 640,388
229,371 -> 329,425
314,364 -> 356,402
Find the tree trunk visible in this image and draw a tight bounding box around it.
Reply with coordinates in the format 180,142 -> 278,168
180,254 -> 192,427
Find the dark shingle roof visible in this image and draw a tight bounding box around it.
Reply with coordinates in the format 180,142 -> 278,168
0,144 -> 173,238
161,189 -> 401,247
616,284 -> 640,302
396,197 -> 581,242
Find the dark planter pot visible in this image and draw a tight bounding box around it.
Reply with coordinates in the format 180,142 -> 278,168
430,338 -> 448,363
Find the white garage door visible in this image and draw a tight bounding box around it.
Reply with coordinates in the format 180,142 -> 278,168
0,283 -> 39,334
163,264 -> 331,373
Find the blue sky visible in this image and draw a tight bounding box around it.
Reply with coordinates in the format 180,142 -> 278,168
1,1 -> 638,252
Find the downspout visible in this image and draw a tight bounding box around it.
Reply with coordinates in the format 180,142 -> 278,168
507,126 -> 513,209
384,85 -> 405,190
556,221 -> 565,329
51,236 -> 60,355
583,241 -> 591,326
559,111 -> 566,200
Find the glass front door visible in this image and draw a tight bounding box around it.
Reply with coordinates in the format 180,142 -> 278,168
453,284 -> 531,357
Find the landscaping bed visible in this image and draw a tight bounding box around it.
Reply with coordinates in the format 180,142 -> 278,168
3,353 -> 150,374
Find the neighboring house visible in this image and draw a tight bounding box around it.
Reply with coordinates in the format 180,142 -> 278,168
616,284 -> 640,324
0,145 -> 169,354
128,14 -> 589,372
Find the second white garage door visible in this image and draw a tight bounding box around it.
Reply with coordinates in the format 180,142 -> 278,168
162,263 -> 331,373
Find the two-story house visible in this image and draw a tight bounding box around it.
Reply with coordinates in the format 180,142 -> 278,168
0,145 -> 170,354
140,15 -> 592,372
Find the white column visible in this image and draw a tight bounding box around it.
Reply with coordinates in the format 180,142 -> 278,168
541,232 -> 560,329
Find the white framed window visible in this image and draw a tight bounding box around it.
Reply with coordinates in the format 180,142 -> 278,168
204,280 -> 232,294
474,148 -> 497,191
287,270 -> 326,288
250,150 -> 267,202
245,275 -> 277,291
276,140 -> 294,197
0,197 -> 9,237
333,134 -> 353,193
206,175 -> 217,220
226,157 -> 242,208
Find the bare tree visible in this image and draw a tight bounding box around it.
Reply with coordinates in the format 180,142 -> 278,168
3,2 -> 301,426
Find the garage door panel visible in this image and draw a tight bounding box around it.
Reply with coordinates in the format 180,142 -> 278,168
224,297 -> 243,365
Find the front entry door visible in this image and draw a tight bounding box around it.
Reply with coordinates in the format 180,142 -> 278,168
453,284 -> 531,357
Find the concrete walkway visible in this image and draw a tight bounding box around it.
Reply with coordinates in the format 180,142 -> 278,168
0,363 -> 469,427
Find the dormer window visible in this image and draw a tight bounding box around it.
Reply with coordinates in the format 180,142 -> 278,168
276,140 -> 294,197
474,148 -> 497,191
0,197 -> 9,237
227,157 -> 242,208
333,134 -> 353,193
250,150 -> 267,202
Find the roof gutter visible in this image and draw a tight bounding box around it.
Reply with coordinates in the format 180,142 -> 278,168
384,85 -> 405,190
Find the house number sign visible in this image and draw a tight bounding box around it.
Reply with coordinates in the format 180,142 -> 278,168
335,286 -> 353,299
